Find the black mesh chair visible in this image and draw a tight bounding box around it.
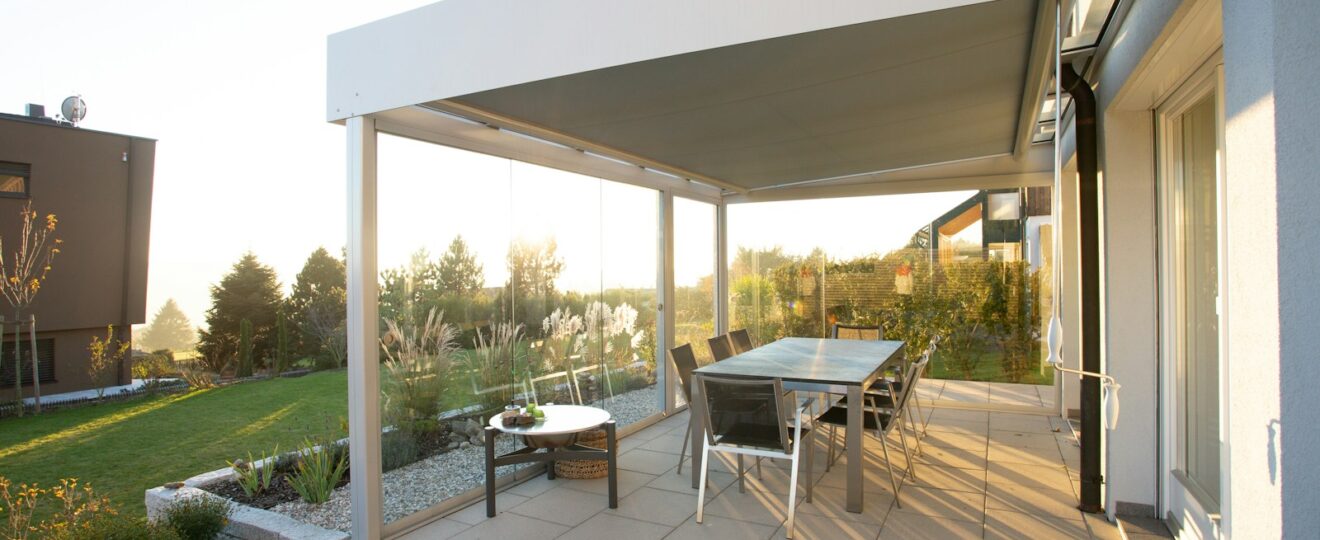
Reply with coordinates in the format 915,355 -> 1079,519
707,335 -> 735,362
728,329 -> 754,354
816,358 -> 922,508
832,323 -> 881,340
830,323 -> 935,444
669,344 -> 700,474
695,375 -> 815,539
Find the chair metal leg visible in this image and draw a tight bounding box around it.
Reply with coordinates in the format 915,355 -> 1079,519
696,441 -> 711,523
677,428 -> 690,474
905,405 -> 924,458
826,424 -> 836,472
895,418 -> 917,482
878,429 -> 903,509
756,457 -> 763,479
804,428 -> 815,503
786,446 -> 801,539
737,454 -> 746,493
912,390 -> 928,438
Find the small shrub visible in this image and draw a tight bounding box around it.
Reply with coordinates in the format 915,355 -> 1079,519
88,325 -> 131,400
381,430 -> 420,472
180,368 -> 216,390
141,378 -> 178,396
466,321 -> 526,416
160,496 -> 232,540
133,350 -> 177,380
1,477 -> 42,539
227,445 -> 279,497
1,477 -> 120,540
286,439 -> 348,504
381,309 -> 457,430
312,354 -> 340,371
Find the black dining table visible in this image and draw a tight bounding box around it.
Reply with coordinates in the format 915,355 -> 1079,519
688,336 -> 905,513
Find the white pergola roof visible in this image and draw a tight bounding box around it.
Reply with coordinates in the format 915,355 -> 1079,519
331,3 -> 1064,537
328,0 -> 1055,198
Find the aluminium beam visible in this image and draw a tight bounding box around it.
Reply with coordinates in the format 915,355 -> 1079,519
1013,0 -> 1059,159
346,116 -> 383,539
723,173 -> 1053,204
373,105 -> 723,205
427,101 -> 748,194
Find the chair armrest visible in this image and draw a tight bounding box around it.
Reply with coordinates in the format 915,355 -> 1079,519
796,396 -> 817,415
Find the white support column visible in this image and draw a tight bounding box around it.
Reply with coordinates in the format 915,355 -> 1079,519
658,190 -> 677,413
714,201 -> 729,336
346,115 -> 382,539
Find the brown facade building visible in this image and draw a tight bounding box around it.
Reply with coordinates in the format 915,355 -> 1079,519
0,106 -> 153,398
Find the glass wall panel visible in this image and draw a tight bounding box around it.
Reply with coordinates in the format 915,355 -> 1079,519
728,189 -> 1055,387
600,181 -> 660,426
673,198 -> 717,367
1176,93 -> 1220,500
373,136 -> 662,528
511,161 -> 601,416
376,134 -> 515,526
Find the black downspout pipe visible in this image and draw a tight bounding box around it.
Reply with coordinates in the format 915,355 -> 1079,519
1060,62 -> 1103,514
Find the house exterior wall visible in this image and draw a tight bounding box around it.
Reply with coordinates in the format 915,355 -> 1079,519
1082,0 -> 1320,535
1222,0 -> 1320,536
0,116 -> 154,396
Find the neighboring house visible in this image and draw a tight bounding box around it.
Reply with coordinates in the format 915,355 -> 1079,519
910,187 -> 1053,265
0,106 -> 154,398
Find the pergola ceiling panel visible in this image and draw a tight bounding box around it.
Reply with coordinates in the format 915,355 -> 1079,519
448,0 -> 1038,191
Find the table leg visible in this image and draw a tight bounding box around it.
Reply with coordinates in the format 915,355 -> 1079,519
606,420 -> 618,508
846,384 -> 863,513
485,426 -> 497,518
689,380 -> 705,488
547,447 -> 559,479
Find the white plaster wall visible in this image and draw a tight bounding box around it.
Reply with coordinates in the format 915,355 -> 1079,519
1097,108 -> 1159,517
1268,1 -> 1320,534
1222,0 -> 1320,536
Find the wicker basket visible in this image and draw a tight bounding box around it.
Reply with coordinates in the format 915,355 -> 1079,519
553,429 -> 609,479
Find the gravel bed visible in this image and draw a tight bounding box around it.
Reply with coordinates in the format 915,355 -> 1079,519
271,384 -> 660,532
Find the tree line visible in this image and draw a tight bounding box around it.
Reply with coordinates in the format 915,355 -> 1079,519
137,233 -> 658,375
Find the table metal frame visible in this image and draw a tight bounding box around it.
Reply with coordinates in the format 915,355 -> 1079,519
483,420 -> 618,517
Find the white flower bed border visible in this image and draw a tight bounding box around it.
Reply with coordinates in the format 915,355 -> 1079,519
145,466 -> 349,540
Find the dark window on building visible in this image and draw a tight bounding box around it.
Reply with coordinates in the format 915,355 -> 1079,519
0,338 -> 55,386
0,162 -> 31,199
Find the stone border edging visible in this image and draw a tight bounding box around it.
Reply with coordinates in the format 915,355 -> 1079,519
145,464 -> 348,540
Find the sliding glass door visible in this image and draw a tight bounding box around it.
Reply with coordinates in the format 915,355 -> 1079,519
1158,57 -> 1225,528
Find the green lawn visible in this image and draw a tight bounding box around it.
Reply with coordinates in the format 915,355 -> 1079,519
927,346 -> 1055,385
0,371 -> 348,519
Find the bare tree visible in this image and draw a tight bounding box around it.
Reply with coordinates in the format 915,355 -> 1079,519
304,302 -> 347,369
0,202 -> 60,414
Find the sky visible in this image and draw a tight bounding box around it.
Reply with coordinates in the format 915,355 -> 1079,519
0,0 -> 974,332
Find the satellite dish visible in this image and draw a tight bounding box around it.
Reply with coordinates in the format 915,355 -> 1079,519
61,96 -> 87,126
